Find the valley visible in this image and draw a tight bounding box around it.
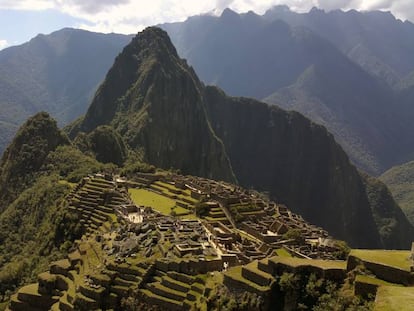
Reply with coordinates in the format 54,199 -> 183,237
5,173 -> 414,310
0,5 -> 414,310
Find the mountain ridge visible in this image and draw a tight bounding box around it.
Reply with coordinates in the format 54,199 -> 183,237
160,8 -> 414,175
0,28 -> 132,155
73,27 -> 414,249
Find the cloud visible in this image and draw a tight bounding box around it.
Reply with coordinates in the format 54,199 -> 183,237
0,39 -> 8,50
0,0 -> 53,10
0,0 -> 412,36
55,0 -> 131,14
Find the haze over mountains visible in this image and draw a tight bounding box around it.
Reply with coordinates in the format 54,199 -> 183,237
0,6 -> 413,231
0,28 -> 132,153
1,17 -> 414,309
66,27 -> 413,249
161,6 -> 414,175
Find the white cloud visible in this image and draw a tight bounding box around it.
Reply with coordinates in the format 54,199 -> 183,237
0,0 -> 53,10
0,39 -> 8,50
0,0 -> 412,35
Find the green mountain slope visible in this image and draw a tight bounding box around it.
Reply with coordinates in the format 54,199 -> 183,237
76,27 -> 236,183
73,27 -> 414,249
264,61 -> 407,174
380,161 -> 414,225
0,28 -> 132,155
161,8 -> 414,175
264,6 -> 414,86
0,113 -> 112,299
0,112 -> 69,211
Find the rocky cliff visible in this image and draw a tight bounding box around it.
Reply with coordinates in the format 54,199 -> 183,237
73,27 -> 413,248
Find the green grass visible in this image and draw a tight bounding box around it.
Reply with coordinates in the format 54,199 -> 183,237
374,286 -> 414,311
355,275 -> 399,286
275,248 -> 292,257
350,249 -> 412,271
225,266 -> 270,292
380,160 -> 414,225
269,256 -> 347,270
173,206 -> 191,215
129,188 -> 176,215
0,301 -> 8,311
244,261 -> 273,278
58,180 -> 77,188
18,283 -> 41,296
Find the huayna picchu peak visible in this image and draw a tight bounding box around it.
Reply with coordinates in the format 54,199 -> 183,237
1,22 -> 414,311
70,27 -> 413,250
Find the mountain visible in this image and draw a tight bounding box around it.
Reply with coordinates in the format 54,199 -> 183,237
0,28 -> 132,155
0,112 -> 114,298
263,6 -> 414,87
74,28 -> 236,183
72,27 -> 414,249
380,161 -> 414,225
0,112 -> 69,211
160,8 -> 414,175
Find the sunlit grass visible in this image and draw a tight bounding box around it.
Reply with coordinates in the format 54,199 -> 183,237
129,188 -> 176,215
374,286 -> 414,311
350,249 -> 412,271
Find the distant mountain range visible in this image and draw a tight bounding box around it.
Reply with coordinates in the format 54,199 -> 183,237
160,7 -> 414,175
67,27 -> 413,249
1,7 -> 414,176
1,7 -> 414,232
0,28 -> 132,154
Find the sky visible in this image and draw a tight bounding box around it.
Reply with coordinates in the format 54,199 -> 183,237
0,0 -> 413,50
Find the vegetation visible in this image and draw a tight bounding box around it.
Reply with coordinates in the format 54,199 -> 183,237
1,22 -> 414,311
350,250 -> 412,271
380,161 -> 414,225
75,125 -> 128,166
0,29 -> 131,155
0,114 -> 114,303
68,26 -> 414,249
0,112 -> 69,210
0,175 -> 75,300
374,286 -> 414,311
275,272 -> 373,311
362,173 -> 414,249
129,188 -> 176,214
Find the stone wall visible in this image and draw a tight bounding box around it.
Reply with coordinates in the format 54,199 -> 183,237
348,255 -> 414,285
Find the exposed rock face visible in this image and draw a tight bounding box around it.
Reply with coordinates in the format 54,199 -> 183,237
74,27 -> 413,248
204,86 -> 381,248
79,27 -> 235,182
0,112 -> 69,210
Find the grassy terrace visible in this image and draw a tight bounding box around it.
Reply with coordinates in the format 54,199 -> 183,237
270,256 -> 347,270
58,180 -> 77,188
275,248 -> 292,257
153,182 -> 198,203
374,286 -> 414,311
356,275 -> 399,286
350,250 -> 412,271
129,188 -> 176,215
129,188 -> 195,217
225,266 -> 271,292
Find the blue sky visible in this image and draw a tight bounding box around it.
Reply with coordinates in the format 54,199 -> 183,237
0,0 -> 413,51
0,9 -> 86,47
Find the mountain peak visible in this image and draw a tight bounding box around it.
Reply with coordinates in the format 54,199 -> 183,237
220,8 -> 240,21
77,27 -> 236,182
79,27 -> 183,132
129,26 -> 178,57
0,112 -> 69,209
